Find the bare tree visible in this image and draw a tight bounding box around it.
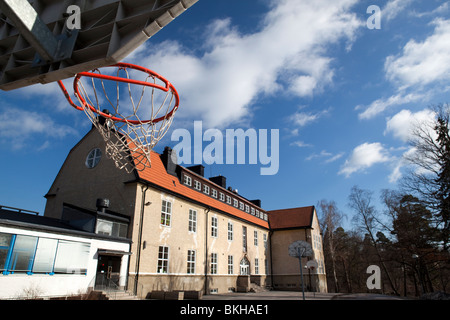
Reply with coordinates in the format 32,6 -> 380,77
348,186 -> 399,295
317,199 -> 343,293
402,104 -> 450,249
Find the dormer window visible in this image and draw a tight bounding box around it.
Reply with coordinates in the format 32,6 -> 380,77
203,185 -> 210,194
183,175 -> 192,186
194,180 -> 201,191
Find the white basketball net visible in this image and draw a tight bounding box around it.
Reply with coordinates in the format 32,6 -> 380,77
74,66 -> 178,173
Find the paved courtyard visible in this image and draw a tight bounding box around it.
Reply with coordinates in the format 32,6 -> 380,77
201,291 -> 408,300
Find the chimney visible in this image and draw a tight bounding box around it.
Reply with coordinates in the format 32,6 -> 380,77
187,165 -> 204,177
161,146 -> 178,176
96,198 -> 110,214
250,199 -> 262,208
209,175 -> 227,189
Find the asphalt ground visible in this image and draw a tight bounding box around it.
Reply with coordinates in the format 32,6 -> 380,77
201,291 -> 408,300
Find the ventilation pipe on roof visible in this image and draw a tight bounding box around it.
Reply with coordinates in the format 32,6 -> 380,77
96,198 -> 110,214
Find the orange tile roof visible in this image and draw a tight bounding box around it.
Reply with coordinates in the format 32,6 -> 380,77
268,206 -> 315,230
135,150 -> 269,229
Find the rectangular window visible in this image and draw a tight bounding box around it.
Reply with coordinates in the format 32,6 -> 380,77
194,180 -> 201,190
242,226 -> 247,252
183,175 -> 192,186
251,207 -> 255,215
161,200 -> 172,227
9,235 -> 38,273
233,199 -> 238,208
0,233 -> 13,272
211,216 -> 218,238
188,209 -> 197,233
96,218 -> 128,238
255,259 -> 259,275
227,222 -> 233,241
54,240 -> 90,274
239,202 -> 244,210
210,253 -> 217,274
219,193 -> 225,201
254,230 -> 258,246
203,184 -> 210,194
32,238 -> 58,274
211,189 -> 218,198
187,250 -> 196,274
245,204 -> 249,213
226,195 -> 232,204
263,234 -> 267,249
157,246 -> 169,273
228,255 -> 233,275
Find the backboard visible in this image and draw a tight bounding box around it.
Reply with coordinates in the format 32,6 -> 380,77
0,0 -> 198,91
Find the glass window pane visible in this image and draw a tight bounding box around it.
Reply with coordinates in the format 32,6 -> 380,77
0,233 -> 13,271
10,235 -> 38,273
54,240 -> 90,274
96,219 -> 113,236
32,238 -> 58,273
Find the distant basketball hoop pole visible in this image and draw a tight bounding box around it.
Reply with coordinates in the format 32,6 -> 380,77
289,240 -> 313,300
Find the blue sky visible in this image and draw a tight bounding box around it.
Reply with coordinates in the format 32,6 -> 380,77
1,0 -> 449,229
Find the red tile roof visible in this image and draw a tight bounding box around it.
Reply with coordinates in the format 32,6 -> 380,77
135,150 -> 270,229
268,206 -> 315,230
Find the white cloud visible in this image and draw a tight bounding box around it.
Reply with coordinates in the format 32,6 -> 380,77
127,0 -> 362,127
0,108 -> 77,150
357,92 -> 425,120
291,109 -> 330,127
384,108 -> 436,142
307,150 -> 344,163
358,18 -> 450,120
339,142 -> 390,177
382,0 -> 414,22
291,141 -> 312,148
385,18 -> 450,89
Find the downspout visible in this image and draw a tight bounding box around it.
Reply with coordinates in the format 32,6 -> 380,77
134,184 -> 149,295
203,206 -> 210,296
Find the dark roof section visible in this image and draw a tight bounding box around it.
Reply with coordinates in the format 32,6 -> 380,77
268,206 -> 315,230
0,205 -> 131,243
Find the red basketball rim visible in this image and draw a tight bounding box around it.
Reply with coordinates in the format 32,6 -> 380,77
59,62 -> 180,124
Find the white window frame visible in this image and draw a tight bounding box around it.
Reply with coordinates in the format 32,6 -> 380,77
211,189 -> 218,198
194,180 -> 201,191
183,175 -> 192,186
187,250 -> 196,274
203,184 -> 210,194
233,199 -> 238,208
219,192 -> 225,201
227,221 -> 233,241
157,246 -> 169,274
160,200 -> 172,227
226,195 -> 232,204
254,230 -> 258,246
255,258 -> 259,275
210,253 -> 218,274
188,209 -> 197,233
228,255 -> 233,275
211,216 -> 218,238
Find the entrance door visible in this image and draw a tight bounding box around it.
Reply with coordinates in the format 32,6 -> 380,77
240,257 -> 250,275
96,255 -> 122,289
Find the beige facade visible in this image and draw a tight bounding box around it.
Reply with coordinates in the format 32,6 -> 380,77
129,188 -> 270,294
270,211 -> 327,293
43,129 -> 326,296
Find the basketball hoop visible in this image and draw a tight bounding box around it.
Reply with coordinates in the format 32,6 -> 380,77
58,62 -> 180,172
